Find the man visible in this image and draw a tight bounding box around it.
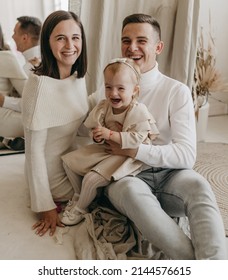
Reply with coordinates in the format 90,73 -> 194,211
90,14 -> 227,259
0,16 -> 42,150
12,16 -> 41,75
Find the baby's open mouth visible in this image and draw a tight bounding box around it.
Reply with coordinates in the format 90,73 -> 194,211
110,98 -> 121,104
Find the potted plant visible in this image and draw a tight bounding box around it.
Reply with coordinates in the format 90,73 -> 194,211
192,26 -> 228,141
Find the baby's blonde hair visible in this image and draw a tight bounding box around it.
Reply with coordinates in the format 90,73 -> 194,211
103,57 -> 141,84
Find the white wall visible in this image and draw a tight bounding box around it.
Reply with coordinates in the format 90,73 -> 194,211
199,0 -> 228,113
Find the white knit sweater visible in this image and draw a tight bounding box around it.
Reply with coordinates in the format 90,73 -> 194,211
22,72 -> 88,130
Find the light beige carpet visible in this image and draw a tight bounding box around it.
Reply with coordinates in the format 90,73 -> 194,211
194,142 -> 228,236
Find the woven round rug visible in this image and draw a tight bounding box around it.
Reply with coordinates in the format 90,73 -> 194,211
194,142 -> 228,236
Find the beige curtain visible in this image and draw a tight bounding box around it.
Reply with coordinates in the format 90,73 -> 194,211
69,0 -> 200,94
170,0 -> 200,87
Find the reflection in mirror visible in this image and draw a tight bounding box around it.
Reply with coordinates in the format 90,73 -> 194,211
0,0 -> 69,46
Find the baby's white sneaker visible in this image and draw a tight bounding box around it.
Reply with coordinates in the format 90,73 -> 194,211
61,205 -> 86,226
64,193 -> 79,212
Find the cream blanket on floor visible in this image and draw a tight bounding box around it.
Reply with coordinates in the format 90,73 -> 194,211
72,198 -> 190,260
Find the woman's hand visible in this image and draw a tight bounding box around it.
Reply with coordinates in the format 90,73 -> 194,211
32,208 -> 64,237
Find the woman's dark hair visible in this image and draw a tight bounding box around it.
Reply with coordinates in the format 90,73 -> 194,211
122,13 -> 161,41
34,10 -> 87,79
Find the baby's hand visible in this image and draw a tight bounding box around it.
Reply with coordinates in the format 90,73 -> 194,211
92,126 -> 111,142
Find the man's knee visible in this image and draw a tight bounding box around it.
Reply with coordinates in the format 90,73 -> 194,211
107,177 -> 132,200
189,172 -> 214,198
106,176 -> 153,213
107,176 -> 144,198
177,171 -> 217,208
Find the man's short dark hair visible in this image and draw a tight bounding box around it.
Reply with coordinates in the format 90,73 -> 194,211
122,13 -> 161,40
17,16 -> 42,42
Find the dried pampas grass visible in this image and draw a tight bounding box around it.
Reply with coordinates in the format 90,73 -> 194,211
192,26 -> 228,112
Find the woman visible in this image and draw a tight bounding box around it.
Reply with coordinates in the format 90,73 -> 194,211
0,24 -> 27,137
22,10 -> 88,236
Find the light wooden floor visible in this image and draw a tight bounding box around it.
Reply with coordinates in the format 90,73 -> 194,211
206,114 -> 228,144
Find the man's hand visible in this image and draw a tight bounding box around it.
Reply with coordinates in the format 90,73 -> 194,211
32,208 -> 64,237
105,140 -> 138,158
